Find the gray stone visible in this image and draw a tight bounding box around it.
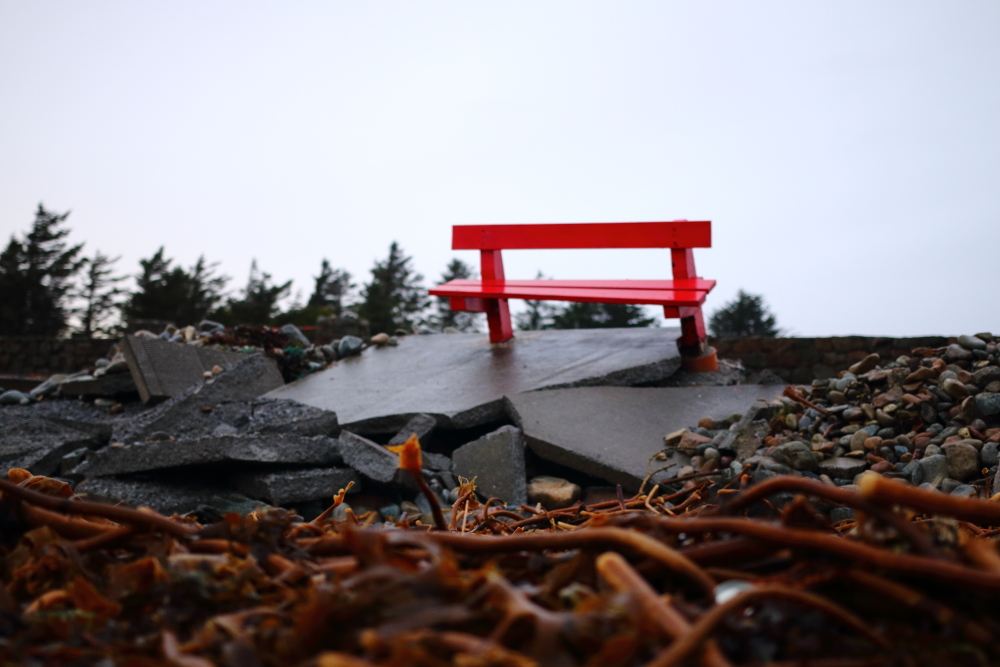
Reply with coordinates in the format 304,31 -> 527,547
506,385 -> 776,491
818,457 -> 868,480
452,426 -> 527,506
975,393 -> 1000,417
387,413 -> 437,446
422,452 -> 452,472
200,320 -> 226,333
943,344 -> 974,363
744,456 -> 792,475
82,434 -> 342,477
527,476 -> 581,510
982,441 -> 999,468
972,366 -> 1000,387
769,441 -> 819,472
231,468 -> 360,505
0,411 -> 102,476
958,335 -> 988,351
918,454 -> 949,488
850,430 -> 869,452
727,420 -> 771,460
830,507 -> 856,523
0,390 -> 31,406
338,336 -> 364,358
902,459 -> 923,485
75,476 -> 260,516
268,328 -> 688,435
338,430 -> 411,486
942,442 -> 980,481
950,484 -> 977,498
280,324 -> 311,348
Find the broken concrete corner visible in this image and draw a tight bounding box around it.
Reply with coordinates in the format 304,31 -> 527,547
231,467 -> 360,505
452,425 -> 527,506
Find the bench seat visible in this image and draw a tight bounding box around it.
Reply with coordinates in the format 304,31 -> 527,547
433,279 -> 715,308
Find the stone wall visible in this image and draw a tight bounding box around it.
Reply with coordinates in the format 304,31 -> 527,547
0,337 -> 117,377
711,336 -> 951,384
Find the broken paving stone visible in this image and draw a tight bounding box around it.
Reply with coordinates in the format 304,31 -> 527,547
387,413 -> 438,446
231,468 -> 360,505
452,426 -> 528,506
0,411 -> 103,477
80,434 -> 342,477
338,431 -> 413,487
269,327 -> 685,435
75,477 -> 262,516
507,385 -> 773,492
527,476 -> 581,510
121,335 -> 280,404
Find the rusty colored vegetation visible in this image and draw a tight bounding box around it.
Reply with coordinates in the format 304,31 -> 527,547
4,452 -> 1000,666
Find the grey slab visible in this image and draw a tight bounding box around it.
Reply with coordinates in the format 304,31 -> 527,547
452,425 -> 527,506
75,477 -> 261,516
388,413 -> 437,446
267,328 -> 683,435
231,467 -> 360,505
81,434 -> 342,477
338,431 -> 415,488
121,335 -> 276,404
505,385 -> 778,492
0,411 -> 102,477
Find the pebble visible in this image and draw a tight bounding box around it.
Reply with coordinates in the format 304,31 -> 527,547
848,354 -> 880,376
0,390 -> 31,406
958,334 -> 988,351
941,378 -> 969,400
527,476 -> 582,510
942,441 -> 980,481
279,324 -> 311,348
918,454 -> 949,487
850,430 -> 869,452
982,441 -> 1000,468
976,393 -> 1000,417
338,335 -> 364,358
370,333 -> 390,346
950,484 -> 978,498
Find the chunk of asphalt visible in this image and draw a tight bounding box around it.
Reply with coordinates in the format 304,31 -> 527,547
231,468 -> 361,505
387,413 -> 438,446
338,431 -> 416,488
0,411 -> 103,477
267,327 -> 685,435
122,335 -> 278,404
505,385 -> 777,492
111,393 -> 338,444
75,477 -> 262,516
452,425 -> 527,506
81,434 -> 342,477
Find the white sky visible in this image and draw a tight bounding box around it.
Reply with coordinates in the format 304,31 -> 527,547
1,2 -> 998,337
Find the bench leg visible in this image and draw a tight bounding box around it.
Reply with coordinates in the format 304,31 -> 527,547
485,298 -> 513,343
672,306 -> 718,372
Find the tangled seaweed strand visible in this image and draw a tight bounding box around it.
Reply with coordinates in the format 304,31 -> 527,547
5,445 -> 1000,666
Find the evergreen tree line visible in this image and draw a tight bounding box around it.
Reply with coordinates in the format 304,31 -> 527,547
1,205 -> 778,338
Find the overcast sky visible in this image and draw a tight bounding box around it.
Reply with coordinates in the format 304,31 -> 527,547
1,2 -> 997,337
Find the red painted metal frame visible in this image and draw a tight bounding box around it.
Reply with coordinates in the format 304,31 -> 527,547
452,221 -> 711,250
427,221 -> 715,350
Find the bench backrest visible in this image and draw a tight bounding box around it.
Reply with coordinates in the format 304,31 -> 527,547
452,221 -> 711,250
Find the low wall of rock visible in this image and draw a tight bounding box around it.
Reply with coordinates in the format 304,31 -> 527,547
0,337 -> 117,377
711,336 -> 952,384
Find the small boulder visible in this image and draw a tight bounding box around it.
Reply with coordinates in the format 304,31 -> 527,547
527,476 -> 581,510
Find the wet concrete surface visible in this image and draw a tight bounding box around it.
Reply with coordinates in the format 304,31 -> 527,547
267,328 -> 683,434
505,385 -> 778,492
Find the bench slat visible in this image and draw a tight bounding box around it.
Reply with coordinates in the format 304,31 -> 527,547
453,221 -> 711,250
440,278 -> 716,292
429,282 -> 709,307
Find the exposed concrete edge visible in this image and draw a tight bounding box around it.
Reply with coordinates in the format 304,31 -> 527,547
340,399 -> 508,436
534,356 -> 683,391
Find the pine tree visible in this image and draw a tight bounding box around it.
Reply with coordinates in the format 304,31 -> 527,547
123,247 -> 228,326
212,260 -> 292,325
708,290 -> 779,337
550,302 -> 657,329
515,271 -> 559,331
431,258 -> 480,331
357,242 -> 428,334
0,204 -> 85,336
74,251 -> 127,337
307,259 -> 355,316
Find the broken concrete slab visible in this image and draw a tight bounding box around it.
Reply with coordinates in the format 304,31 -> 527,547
267,328 -> 684,435
75,477 -> 262,516
506,385 -> 777,492
388,413 -> 437,446
80,434 -> 342,477
59,373 -> 138,398
111,355 -> 318,444
338,431 -> 412,487
121,335 -> 279,404
0,411 -> 103,477
231,468 -> 360,505
452,425 -> 527,506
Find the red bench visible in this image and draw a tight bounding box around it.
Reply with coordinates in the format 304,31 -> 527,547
428,221 -> 719,371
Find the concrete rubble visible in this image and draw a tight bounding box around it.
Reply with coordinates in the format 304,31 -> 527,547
4,325 -> 997,524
